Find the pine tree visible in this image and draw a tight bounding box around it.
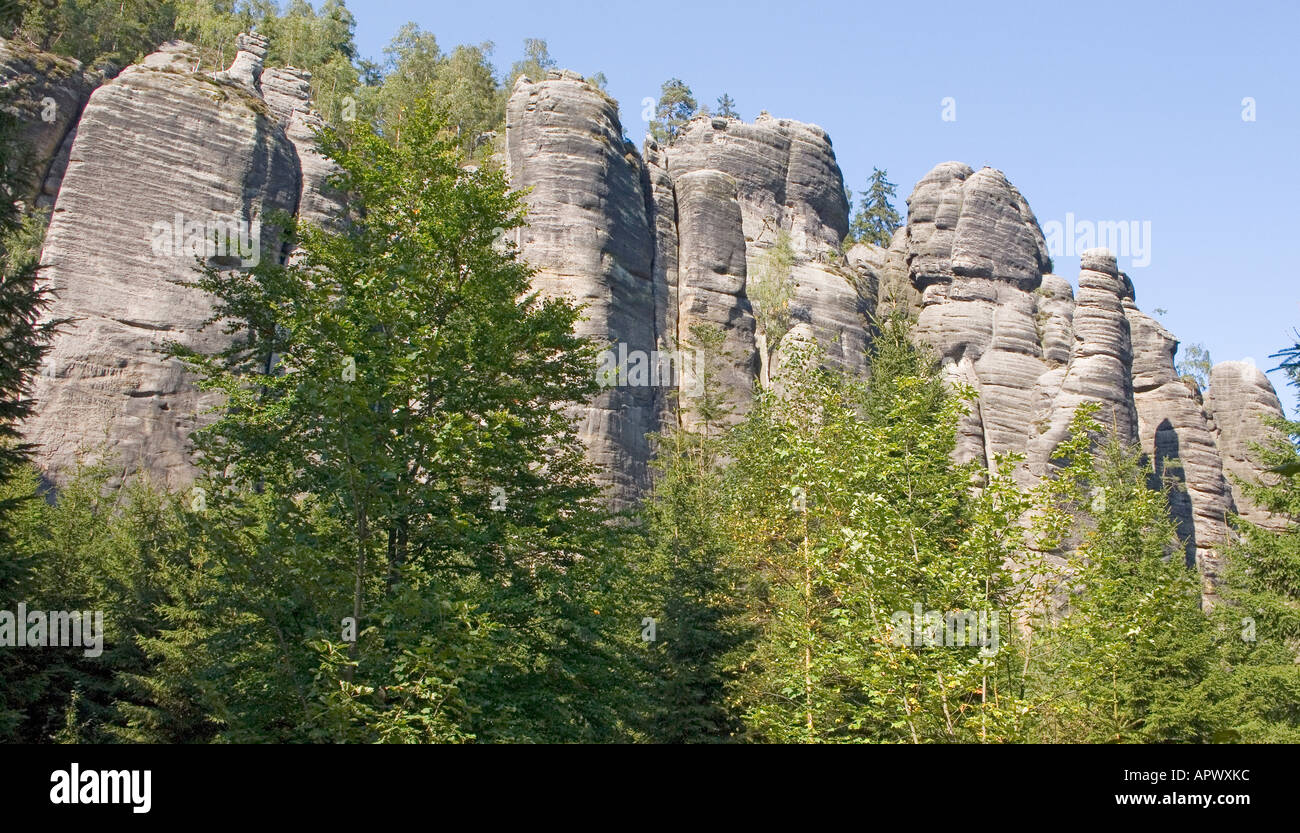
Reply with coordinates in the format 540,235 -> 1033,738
847,167 -> 902,247
1026,405 -> 1227,743
637,324 -> 748,742
1212,340 -> 1300,741
649,79 -> 697,145
716,93 -> 738,119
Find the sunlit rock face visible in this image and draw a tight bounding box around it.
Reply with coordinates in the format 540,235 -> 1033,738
17,44 -> 1288,595
22,38 -> 302,491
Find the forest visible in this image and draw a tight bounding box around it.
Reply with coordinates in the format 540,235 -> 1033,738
1,1 -> 1299,745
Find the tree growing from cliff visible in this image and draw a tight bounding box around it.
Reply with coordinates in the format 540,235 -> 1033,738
750,230 -> 796,372
649,79 -> 697,145
508,37 -> 555,86
1176,342 -> 1213,391
716,93 -> 738,119
847,167 -> 902,248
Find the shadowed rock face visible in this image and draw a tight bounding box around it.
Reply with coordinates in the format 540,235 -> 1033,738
21,39 -> 303,491
16,46 -> 1288,593
1206,361 -> 1289,532
0,36 -> 101,208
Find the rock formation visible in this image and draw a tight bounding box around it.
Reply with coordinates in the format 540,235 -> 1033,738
20,38 -> 304,491
12,41 -> 1290,597
0,36 -> 101,209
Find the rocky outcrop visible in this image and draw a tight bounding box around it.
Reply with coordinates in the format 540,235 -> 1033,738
15,41 -> 1287,591
22,39 -> 301,490
0,36 -> 101,208
660,113 -> 869,403
505,71 -> 659,507
1126,306 -> 1234,596
1206,361 -> 1289,531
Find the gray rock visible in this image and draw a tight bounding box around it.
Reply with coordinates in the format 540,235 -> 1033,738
1127,306 -> 1234,597
0,36 -> 100,203
505,73 -> 658,507
1205,361 -> 1289,531
22,39 -> 301,491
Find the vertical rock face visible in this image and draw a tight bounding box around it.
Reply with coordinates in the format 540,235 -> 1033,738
16,45 -> 1288,593
661,114 -> 869,403
505,72 -> 659,506
1206,361 -> 1289,531
0,37 -> 101,207
1126,306 -> 1234,595
22,39 -> 301,490
901,163 -> 1056,474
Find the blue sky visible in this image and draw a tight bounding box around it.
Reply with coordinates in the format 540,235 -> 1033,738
353,0 -> 1299,413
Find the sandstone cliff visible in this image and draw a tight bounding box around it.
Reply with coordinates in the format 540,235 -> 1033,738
10,42 -> 1289,597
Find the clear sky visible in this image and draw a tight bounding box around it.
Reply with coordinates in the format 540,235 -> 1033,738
352,0 -> 1299,414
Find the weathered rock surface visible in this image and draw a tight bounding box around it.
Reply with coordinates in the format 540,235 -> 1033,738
0,36 -> 101,206
22,39 -> 300,490
505,71 -> 659,507
1206,361 -> 1289,531
1126,305 -> 1234,596
16,43 -> 1288,594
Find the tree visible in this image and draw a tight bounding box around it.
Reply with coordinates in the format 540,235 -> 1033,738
847,167 -> 902,248
1176,342 -> 1213,391
636,324 -> 749,742
722,315 -> 1034,742
507,37 -> 555,86
0,90 -> 61,545
1211,337 -> 1300,741
1025,405 -> 1227,743
749,229 -> 795,376
649,79 -> 697,145
716,93 -> 738,119
162,92 -> 641,742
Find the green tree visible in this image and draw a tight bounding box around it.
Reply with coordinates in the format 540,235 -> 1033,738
847,167 -> 902,248
636,324 -> 748,742
1212,340 -> 1300,741
507,37 -> 555,86
716,93 -> 737,119
1176,342 -> 1213,391
749,229 -> 795,374
162,92 -> 640,742
649,78 -> 697,145
722,316 -> 1034,742
1025,405 -> 1227,743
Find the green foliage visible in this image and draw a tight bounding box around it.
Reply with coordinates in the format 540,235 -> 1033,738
1176,342 -> 1213,391
634,327 -> 749,742
507,37 -> 554,87
720,315 -> 1034,742
715,93 -> 737,119
1212,360 -> 1300,742
155,92 -> 643,742
1025,405 -> 1227,743
649,78 -> 697,145
750,229 -> 795,369
846,167 -> 902,248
